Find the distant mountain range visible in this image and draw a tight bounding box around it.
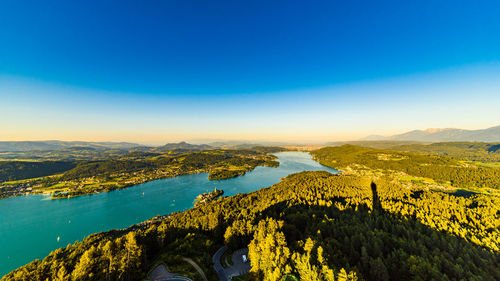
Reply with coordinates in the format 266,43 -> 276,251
3,125 -> 499,153
187,139 -> 295,147
360,125 -> 500,142
0,140 -> 219,153
0,141 -> 141,152
0,141 -> 217,161
154,141 -> 211,152
207,141 -> 291,149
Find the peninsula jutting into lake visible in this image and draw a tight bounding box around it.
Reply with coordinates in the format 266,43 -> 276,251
2,0 -> 499,280
0,146 -> 284,200
0,151 -> 337,277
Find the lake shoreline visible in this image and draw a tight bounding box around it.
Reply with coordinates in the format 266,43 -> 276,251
0,152 -> 337,277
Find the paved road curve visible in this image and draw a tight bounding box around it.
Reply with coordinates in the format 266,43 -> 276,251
182,257 -> 209,281
212,246 -> 230,281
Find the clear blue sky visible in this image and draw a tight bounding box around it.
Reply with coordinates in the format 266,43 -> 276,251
1,0 -> 499,143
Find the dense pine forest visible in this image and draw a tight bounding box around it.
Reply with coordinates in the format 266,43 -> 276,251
311,145 -> 500,191
3,169 -> 499,281
2,144 -> 499,280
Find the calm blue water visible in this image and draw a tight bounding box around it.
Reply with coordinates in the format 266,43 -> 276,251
0,152 -> 337,277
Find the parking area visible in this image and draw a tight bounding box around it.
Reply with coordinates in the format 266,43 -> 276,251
212,246 -> 251,281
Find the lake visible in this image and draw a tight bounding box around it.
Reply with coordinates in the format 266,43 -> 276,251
0,152 -> 337,277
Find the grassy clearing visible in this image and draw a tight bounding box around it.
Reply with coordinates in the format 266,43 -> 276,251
473,162 -> 500,168
396,173 -> 500,196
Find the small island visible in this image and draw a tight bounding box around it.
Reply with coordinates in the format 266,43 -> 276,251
194,187 -> 224,207
208,169 -> 246,180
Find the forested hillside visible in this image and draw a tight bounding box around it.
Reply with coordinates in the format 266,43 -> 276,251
0,161 -> 77,183
311,145 -> 500,190
324,141 -> 500,163
390,142 -> 500,162
3,171 -> 499,281
0,149 -> 280,199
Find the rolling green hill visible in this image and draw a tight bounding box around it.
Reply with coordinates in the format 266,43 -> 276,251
311,145 -> 500,191
389,142 -> 500,162
0,161 -> 77,183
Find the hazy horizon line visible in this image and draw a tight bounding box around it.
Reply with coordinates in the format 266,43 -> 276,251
1,123 -> 498,146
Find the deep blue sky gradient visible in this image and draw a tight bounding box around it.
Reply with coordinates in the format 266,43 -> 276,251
1,0 -> 499,94
0,0 -> 499,142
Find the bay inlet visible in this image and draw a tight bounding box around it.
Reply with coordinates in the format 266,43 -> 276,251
0,152 -> 337,276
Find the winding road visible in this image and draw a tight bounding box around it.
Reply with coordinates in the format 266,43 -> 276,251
182,257 -> 209,281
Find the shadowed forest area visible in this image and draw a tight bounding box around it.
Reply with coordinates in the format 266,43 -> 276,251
3,171 -> 499,281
